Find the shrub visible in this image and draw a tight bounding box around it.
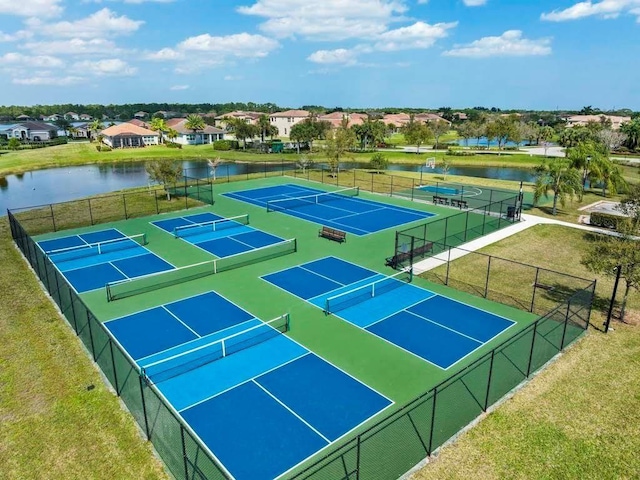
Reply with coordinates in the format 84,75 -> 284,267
8,138 -> 21,150
213,140 -> 231,151
589,212 -> 622,229
447,147 -> 475,157
369,152 -> 389,171
96,145 -> 112,152
165,142 -> 182,149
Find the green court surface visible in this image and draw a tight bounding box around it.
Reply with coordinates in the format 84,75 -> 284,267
34,175 -> 544,473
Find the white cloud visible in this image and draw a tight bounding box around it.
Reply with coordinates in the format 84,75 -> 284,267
463,0 -> 487,6
223,75 -> 244,81
170,84 -> 189,90
0,30 -> 33,42
13,75 -> 84,86
373,21 -> 457,51
541,0 -> 640,22
0,52 -> 64,68
27,8 -> 143,38
307,48 -> 359,65
23,38 -> 119,55
443,30 -> 552,57
0,0 -> 63,18
73,58 -> 137,75
148,33 -> 279,72
237,0 -> 407,41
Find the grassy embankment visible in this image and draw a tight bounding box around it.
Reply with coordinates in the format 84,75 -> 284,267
0,215 -> 169,479
414,224 -> 639,479
0,140 -> 545,177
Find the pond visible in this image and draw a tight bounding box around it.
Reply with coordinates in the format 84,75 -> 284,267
0,160 -> 536,214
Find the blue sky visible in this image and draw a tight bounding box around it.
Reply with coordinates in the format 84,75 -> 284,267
0,0 -> 638,110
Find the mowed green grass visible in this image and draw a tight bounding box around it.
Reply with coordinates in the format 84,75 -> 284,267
414,224 -> 640,479
0,219 -> 169,480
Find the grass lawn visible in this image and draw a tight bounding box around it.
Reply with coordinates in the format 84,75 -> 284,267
413,223 -> 640,479
0,141 -> 551,177
0,218 -> 168,479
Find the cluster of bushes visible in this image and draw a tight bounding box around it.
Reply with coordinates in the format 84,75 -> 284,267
446,148 -> 476,156
95,145 -> 112,152
589,212 -> 624,229
213,140 -> 239,151
165,142 -> 182,149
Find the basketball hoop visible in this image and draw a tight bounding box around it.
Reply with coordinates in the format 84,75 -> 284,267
426,158 -> 436,169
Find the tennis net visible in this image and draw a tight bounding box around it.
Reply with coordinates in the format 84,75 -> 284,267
324,268 -> 413,314
45,233 -> 147,262
173,214 -> 249,238
106,238 -> 297,301
141,314 -> 290,384
266,187 -> 359,212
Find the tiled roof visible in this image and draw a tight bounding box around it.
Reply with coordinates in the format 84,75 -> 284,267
270,110 -> 310,118
102,123 -> 158,136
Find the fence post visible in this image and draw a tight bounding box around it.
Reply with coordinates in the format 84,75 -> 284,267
463,211 -> 469,241
139,376 -> 151,440
484,256 -> 492,298
88,199 -> 94,225
50,204 -> 57,231
445,247 -> 451,285
411,178 -> 415,201
484,350 -> 496,410
154,191 -> 159,214
526,322 -> 539,377
322,168 -> 324,184
353,168 -> 356,186
427,387 -> 438,454
497,200 -> 504,228
560,298 -> 572,349
123,194 -> 128,220
355,435 -> 361,480
481,205 -> 487,235
371,172 -> 374,192
530,267 -> 540,312
86,311 -> 97,360
264,161 -> 267,178
181,426 -> 190,480
108,338 -> 120,392
390,175 -> 394,197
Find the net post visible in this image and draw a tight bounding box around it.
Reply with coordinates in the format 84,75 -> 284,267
483,349 -> 495,411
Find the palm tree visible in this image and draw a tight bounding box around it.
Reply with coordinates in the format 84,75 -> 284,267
533,159 -> 583,215
150,117 -> 168,144
257,114 -> 271,142
185,114 -> 206,144
67,126 -> 79,139
588,158 -> 628,198
88,119 -> 104,142
166,128 -> 178,144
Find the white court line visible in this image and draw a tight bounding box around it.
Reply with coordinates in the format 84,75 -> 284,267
162,305 -> 201,337
403,309 -> 483,345
252,380 -> 331,443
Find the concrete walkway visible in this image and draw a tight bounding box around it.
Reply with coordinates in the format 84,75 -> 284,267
412,212 -> 629,275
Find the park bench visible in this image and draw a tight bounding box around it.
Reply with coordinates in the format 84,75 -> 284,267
319,226 -> 347,243
451,198 -> 468,209
385,242 -> 434,269
432,195 -> 450,206
533,282 -> 556,292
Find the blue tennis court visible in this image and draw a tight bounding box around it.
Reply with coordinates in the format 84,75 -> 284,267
418,184 -> 483,197
262,257 -> 516,370
105,290 -> 392,480
152,211 -> 287,258
223,184 -> 434,235
37,229 -> 173,293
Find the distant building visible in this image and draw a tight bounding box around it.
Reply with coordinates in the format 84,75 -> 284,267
65,112 -> 80,121
133,111 -> 148,119
79,113 -> 92,121
127,118 -> 150,129
214,111 -> 262,129
453,112 -> 468,121
3,121 -> 58,141
101,123 -> 159,148
317,112 -> 368,128
16,114 -> 33,121
269,110 -> 310,136
43,114 -> 63,122
566,114 -> 631,130
165,118 -> 225,145
71,123 -> 90,139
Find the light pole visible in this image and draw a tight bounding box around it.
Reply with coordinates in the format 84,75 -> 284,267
582,155 -> 591,188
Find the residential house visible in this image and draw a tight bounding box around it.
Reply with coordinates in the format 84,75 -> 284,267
317,112 -> 369,128
566,114 -> 631,130
153,110 -> 181,119
16,114 -> 33,121
133,111 -> 148,119
127,118 -> 150,129
453,112 -> 468,121
79,113 -> 92,121
100,123 -> 159,148
43,114 -> 63,122
382,113 -> 411,131
269,110 -> 310,136
65,112 -> 80,121
214,111 -> 262,130
71,123 -> 90,139
414,113 -> 451,126
4,121 -> 58,141
166,118 -> 225,145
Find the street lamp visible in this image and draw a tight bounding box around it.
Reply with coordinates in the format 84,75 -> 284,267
583,155 -> 591,188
